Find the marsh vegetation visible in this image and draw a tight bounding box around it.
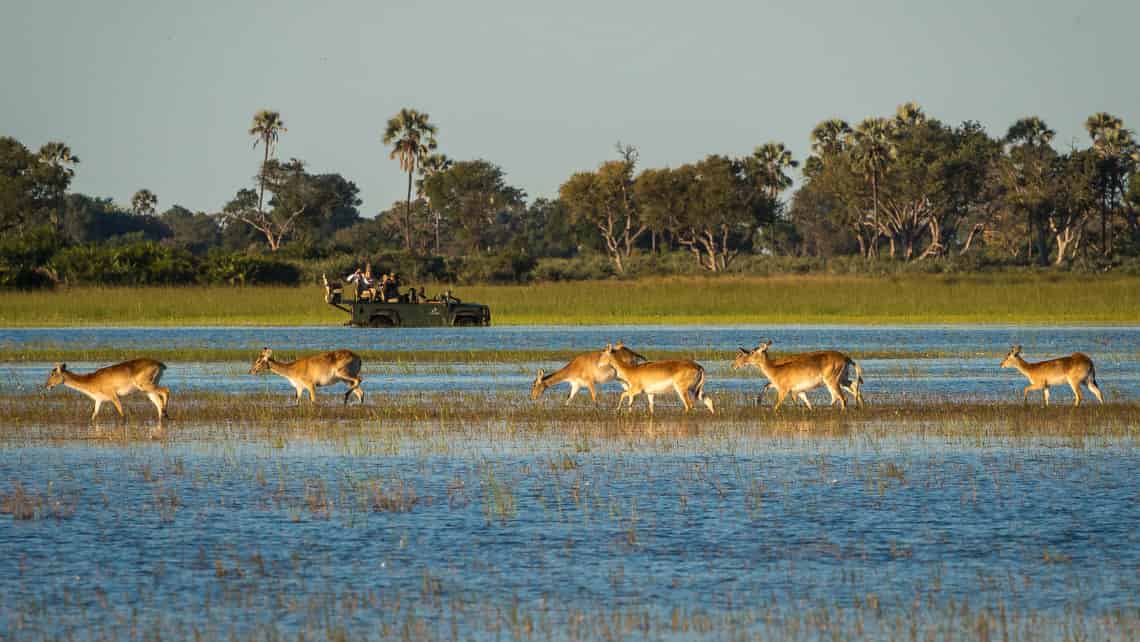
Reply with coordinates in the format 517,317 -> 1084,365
1,325 -> 1136,640
1,274 -> 1139,326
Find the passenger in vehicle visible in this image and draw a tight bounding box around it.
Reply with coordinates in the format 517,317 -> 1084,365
346,268 -> 372,299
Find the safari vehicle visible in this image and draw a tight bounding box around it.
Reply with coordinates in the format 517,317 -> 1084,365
323,276 -> 491,327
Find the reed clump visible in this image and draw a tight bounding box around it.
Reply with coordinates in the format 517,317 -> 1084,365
0,390 -> 1136,451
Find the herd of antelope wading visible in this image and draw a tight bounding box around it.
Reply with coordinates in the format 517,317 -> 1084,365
42,340 -> 1106,422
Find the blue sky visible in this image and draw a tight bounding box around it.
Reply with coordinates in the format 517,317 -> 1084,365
3,0 -> 1137,216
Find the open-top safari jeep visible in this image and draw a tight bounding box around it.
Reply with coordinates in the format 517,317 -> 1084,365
323,275 -> 491,327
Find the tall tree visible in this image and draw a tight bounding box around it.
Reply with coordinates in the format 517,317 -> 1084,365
749,142 -> 799,200
422,160 -> 524,254
1084,112 -> 1137,255
894,101 -> 927,128
383,108 -> 438,252
637,157 -> 762,271
249,110 -> 287,215
417,153 -> 453,253
1000,116 -> 1057,262
131,189 -> 157,217
220,159 -> 359,251
559,146 -> 645,273
809,119 -> 852,159
1,138 -> 78,234
848,117 -> 896,255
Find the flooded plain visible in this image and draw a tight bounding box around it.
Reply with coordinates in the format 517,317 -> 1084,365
0,326 -> 1137,640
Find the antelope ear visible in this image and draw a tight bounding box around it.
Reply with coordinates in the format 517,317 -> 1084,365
535,368 -> 544,380
1013,345 -> 1022,355
614,341 -> 624,349
54,362 -> 65,371
737,347 -> 747,355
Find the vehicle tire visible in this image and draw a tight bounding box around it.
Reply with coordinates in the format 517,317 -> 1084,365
369,315 -> 397,327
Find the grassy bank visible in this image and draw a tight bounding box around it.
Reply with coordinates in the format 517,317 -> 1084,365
1,273 -> 1138,326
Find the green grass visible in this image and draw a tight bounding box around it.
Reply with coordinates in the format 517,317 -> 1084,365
0,273 -> 1138,326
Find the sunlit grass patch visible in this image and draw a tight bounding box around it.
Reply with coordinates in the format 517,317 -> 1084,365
1,390 -> 1136,452
1,273 -> 1138,326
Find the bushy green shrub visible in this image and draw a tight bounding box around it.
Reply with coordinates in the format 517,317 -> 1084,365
455,251 -> 536,284
533,255 -> 617,281
0,226 -> 63,289
200,252 -> 300,286
51,241 -> 198,285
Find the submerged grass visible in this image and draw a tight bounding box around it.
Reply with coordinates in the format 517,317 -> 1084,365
1,273 -> 1138,326
1,390 -> 1136,448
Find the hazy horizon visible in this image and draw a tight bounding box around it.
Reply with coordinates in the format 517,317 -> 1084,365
3,0 -> 1138,217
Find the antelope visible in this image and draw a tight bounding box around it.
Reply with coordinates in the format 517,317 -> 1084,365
999,345 -> 1103,407
250,347 -> 364,404
530,342 -> 648,404
44,359 -> 170,421
733,341 -> 863,411
733,349 -> 864,408
598,343 -> 714,414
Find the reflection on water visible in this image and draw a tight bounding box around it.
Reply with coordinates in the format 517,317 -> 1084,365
3,356 -> 1137,403
0,440 -> 1136,639
0,325 -> 1137,639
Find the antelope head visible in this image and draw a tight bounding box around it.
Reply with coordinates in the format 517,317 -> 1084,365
530,369 -> 546,400
612,341 -> 648,365
250,347 -> 273,375
1000,345 -> 1022,369
597,343 -> 617,369
44,363 -> 67,389
732,346 -> 754,370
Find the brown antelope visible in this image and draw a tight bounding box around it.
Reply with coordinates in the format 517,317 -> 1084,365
250,347 -> 364,404
999,345 -> 1103,407
598,343 -> 714,414
530,342 -> 647,404
734,341 -> 863,411
731,350 -> 860,407
44,359 -> 170,421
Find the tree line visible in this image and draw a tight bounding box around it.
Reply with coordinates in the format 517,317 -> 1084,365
2,102 -> 1138,288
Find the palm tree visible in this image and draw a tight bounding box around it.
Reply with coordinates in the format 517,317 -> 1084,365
751,142 -> 799,200
383,108 -> 438,251
417,153 -> 453,254
848,118 -> 896,255
1003,117 -> 1056,261
894,102 -> 927,129
38,141 -> 80,175
1084,112 -> 1131,255
36,142 -> 80,231
131,189 -> 158,217
1004,116 -> 1055,147
249,110 -> 287,214
809,119 -> 851,158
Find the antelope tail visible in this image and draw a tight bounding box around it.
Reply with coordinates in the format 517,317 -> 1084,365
851,359 -> 864,385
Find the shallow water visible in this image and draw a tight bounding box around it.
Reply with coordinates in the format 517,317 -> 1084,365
1,439 -> 1136,639
1,325 -> 1137,404
1,326 -> 1137,639
2,323 -> 1137,356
